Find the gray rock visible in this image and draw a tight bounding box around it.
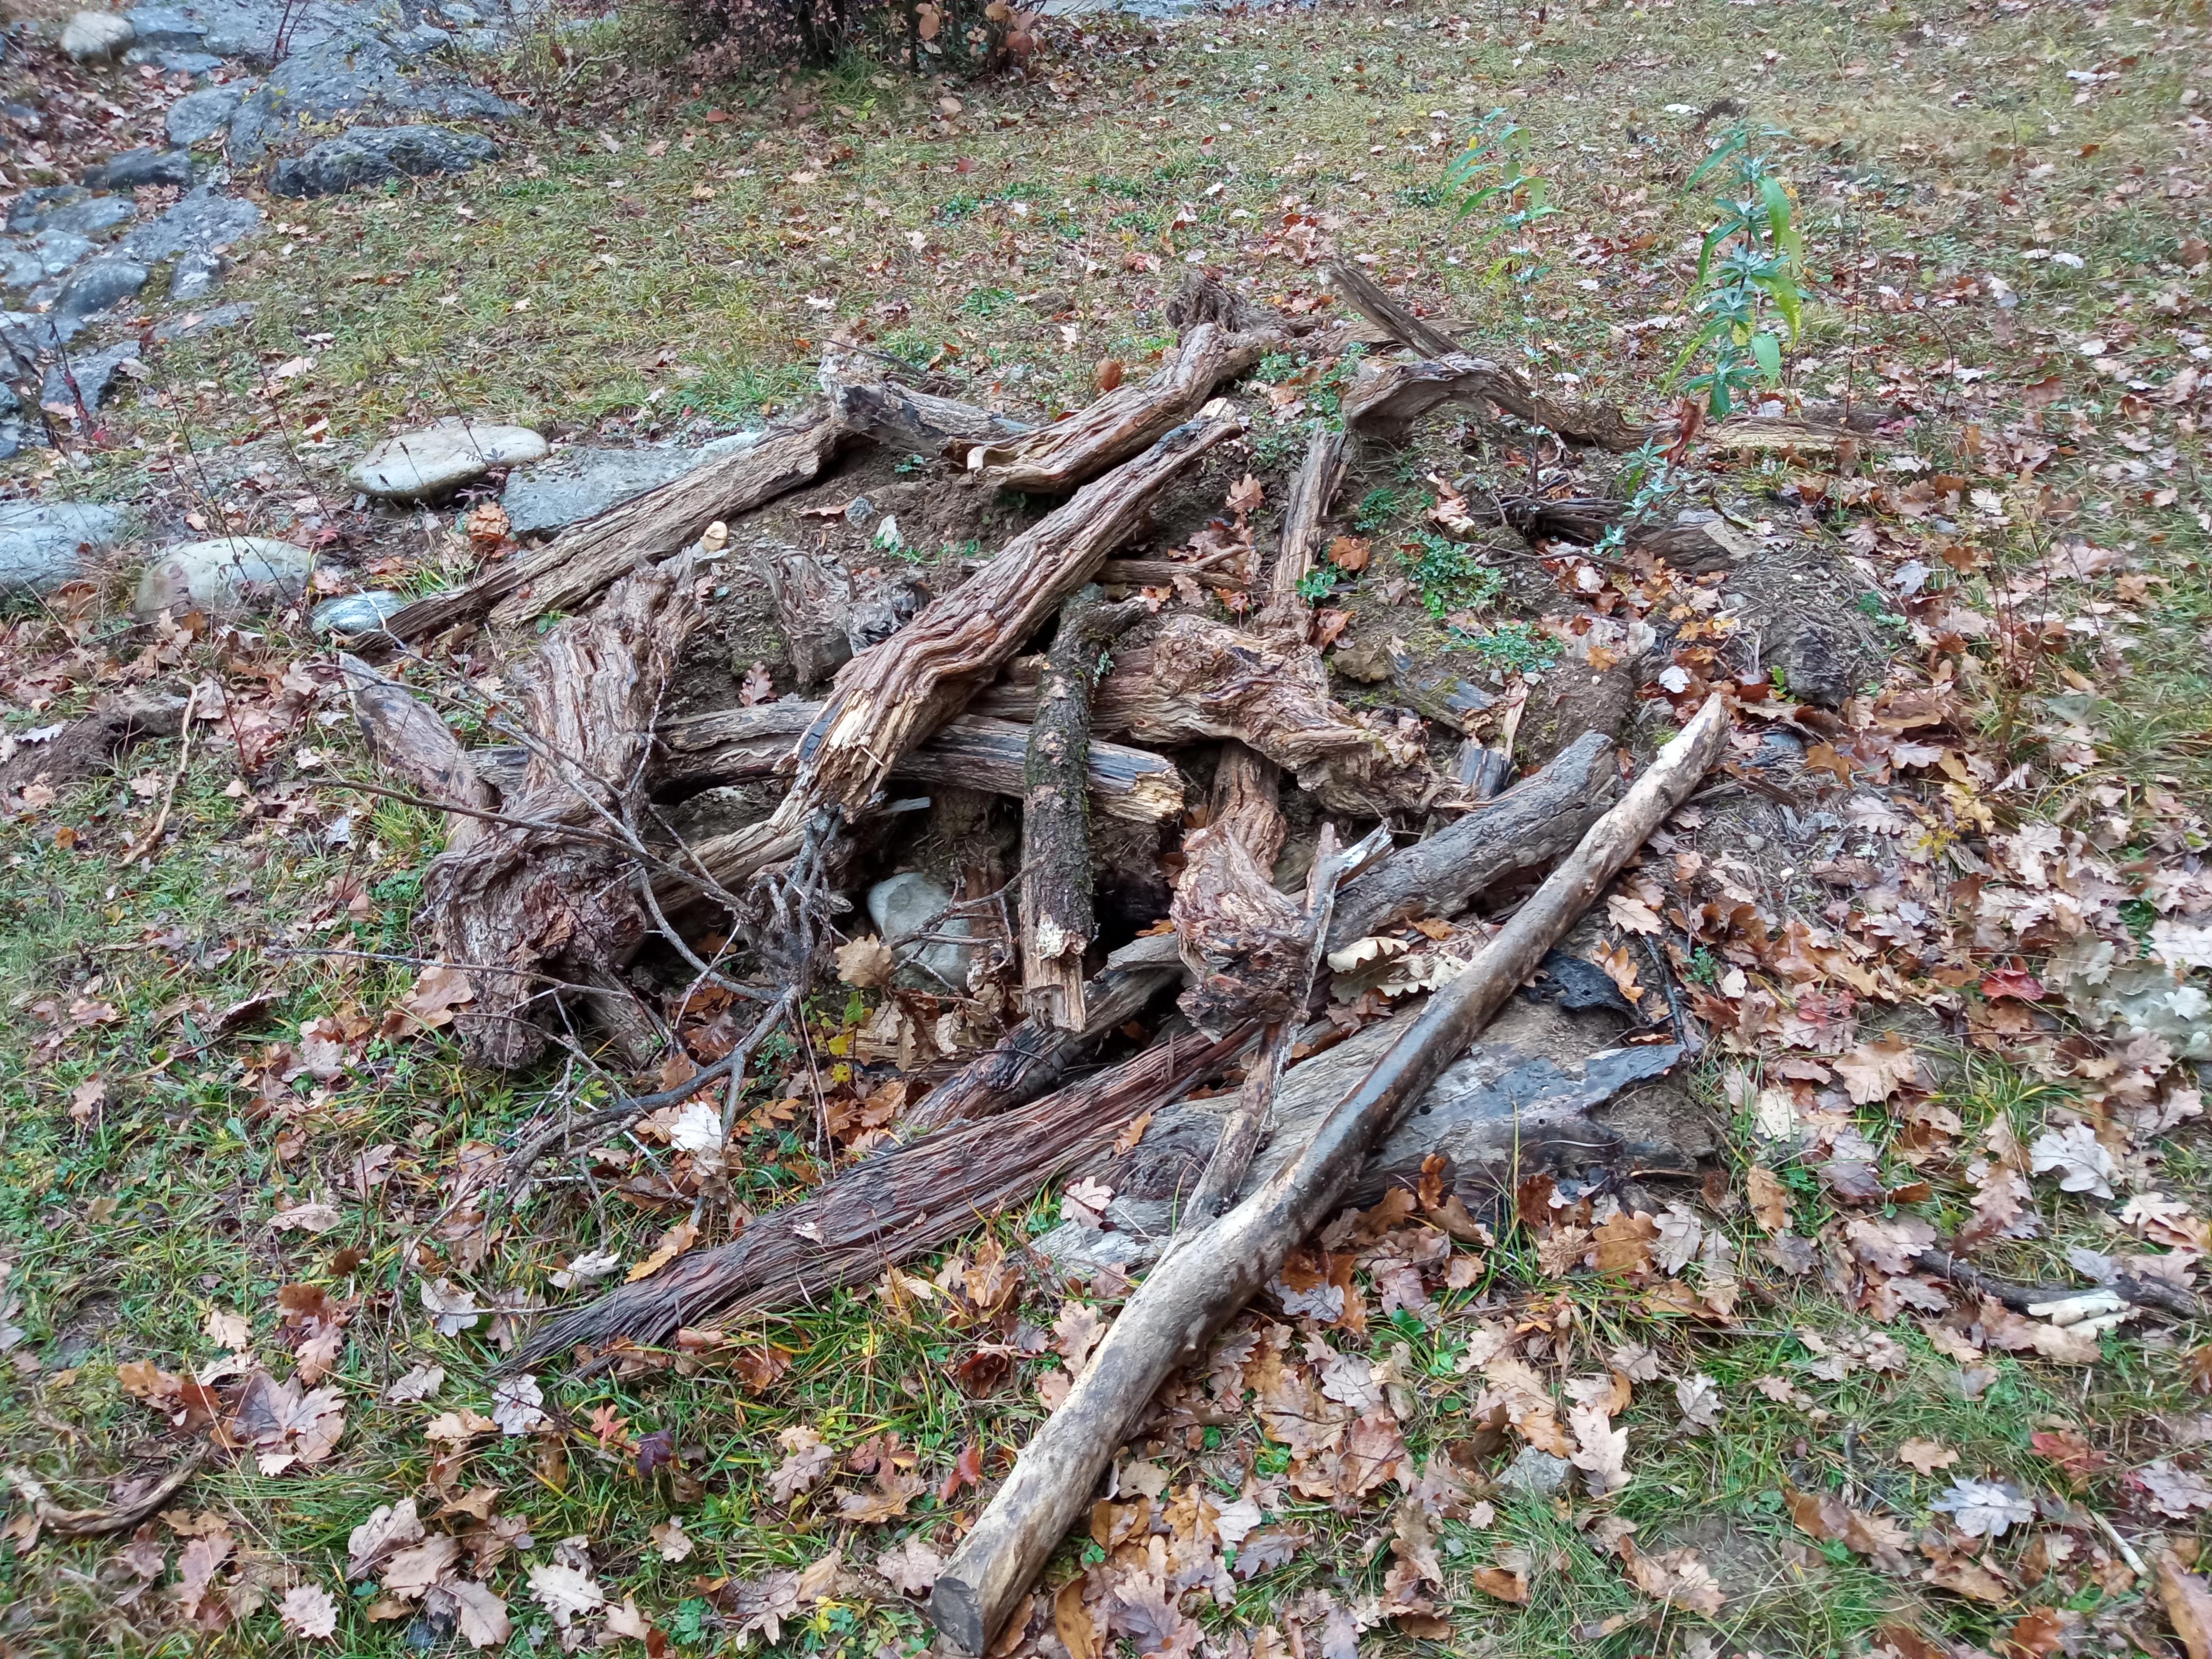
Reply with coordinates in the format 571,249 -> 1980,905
1,312 -> 88,353
41,341 -> 140,413
350,420 -> 547,500
123,6 -> 202,48
53,256 -> 148,318
0,248 -> 41,291
38,197 -> 136,239
0,502 -> 125,598
225,34 -> 518,160
167,249 -> 225,301
867,871 -> 976,992
86,147 -> 192,190
0,383 -> 16,417
7,186 -> 89,232
391,23 -> 454,56
0,424 -> 22,463
61,11 -> 136,61
117,190 -> 259,261
23,231 -> 96,282
156,49 -> 224,74
501,446 -> 713,537
311,590 -> 409,636
153,299 -> 253,341
269,123 -> 497,197
133,535 -> 313,617
167,84 -> 247,147
1497,1446 -> 1573,1498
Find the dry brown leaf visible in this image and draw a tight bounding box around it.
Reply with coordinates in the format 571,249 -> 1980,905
1897,1439 -> 1959,1476
1746,1166 -> 1790,1231
626,1219 -> 699,1283
2160,1551 -> 2212,1659
1469,1565 -> 1528,1603
834,935 -> 895,990
1834,1033 -> 1919,1105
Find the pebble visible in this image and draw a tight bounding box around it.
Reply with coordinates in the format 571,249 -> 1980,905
0,501 -> 125,598
1497,1446 -> 1573,1497
867,872 -> 976,992
351,421 -> 548,500
61,10 -> 135,61
311,590 -> 409,636
133,536 -> 314,618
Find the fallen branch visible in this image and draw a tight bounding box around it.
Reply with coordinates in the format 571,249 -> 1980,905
7,1444 -> 209,1539
1327,263 -> 1646,450
1021,585 -> 1147,1029
337,655 -> 490,811
1914,1246 -> 2206,1322
1172,743 -> 1293,1036
384,418 -> 846,642
819,347 -> 1032,455
424,559 -> 702,1068
929,694 -> 1731,1652
1254,426 -> 1349,636
682,412 -> 1242,893
508,1025 -> 1249,1368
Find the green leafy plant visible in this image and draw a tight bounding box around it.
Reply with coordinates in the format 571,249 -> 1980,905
1352,485 -> 1404,533
1445,109 -> 1556,290
1669,122 -> 1812,418
1404,530 -> 1504,619
1296,567 -> 1338,602
1449,618 -> 1555,673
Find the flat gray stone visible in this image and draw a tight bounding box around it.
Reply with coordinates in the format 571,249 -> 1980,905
123,6 -> 201,47
167,84 -> 248,147
134,535 -> 313,617
1497,1446 -> 1573,1498
269,123 -> 497,197
311,590 -> 408,636
41,340 -> 140,412
0,502 -> 125,597
391,23 -> 454,56
86,147 -> 192,190
501,446 -> 712,537
38,197 -> 135,239
62,10 -> 135,61
0,248 -> 41,291
7,187 -> 91,233
54,256 -> 148,318
153,299 -> 253,341
350,420 -> 547,500
167,249 -> 225,301
118,190 -> 259,261
226,35 -> 518,160
868,871 -> 976,991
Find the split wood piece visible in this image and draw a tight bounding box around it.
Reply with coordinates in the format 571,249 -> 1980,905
337,655 -> 491,811
1254,426 -> 1350,636
818,346 -> 1032,455
928,694 -> 1730,1654
1095,558 -> 1249,592
1326,262 -> 1645,451
1114,615 -> 1437,817
761,549 -> 856,689
6,1445 -> 210,1539
1326,729 -> 1618,953
508,1024 -> 1249,1368
682,413 -> 1242,893
1162,270 -> 1298,337
1021,586 -> 1147,1030
423,559 -> 703,1069
1171,742 -> 1293,1037
382,418 -> 845,642
1914,1246 -> 2206,1322
1172,823 -> 1389,1233
650,706 -> 1182,825
0,692 -> 186,797
967,325 -> 1267,493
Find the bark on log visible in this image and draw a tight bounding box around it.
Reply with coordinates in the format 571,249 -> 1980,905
967,325 -> 1265,494
1171,743 -> 1294,1036
1095,558 -> 1249,592
1021,586 -> 1146,1030
682,414 -> 1242,893
1326,728 -> 1619,952
1113,615 -> 1437,817
423,559 -> 703,1069
509,1024 -> 1248,1368
1326,263 -> 1646,451
1163,271 -> 1294,336
818,346 -> 1032,455
928,695 -> 1731,1654
383,419 -> 846,642
761,549 -> 857,689
649,705 -> 1183,825
338,655 -> 490,811
1254,426 -> 1350,636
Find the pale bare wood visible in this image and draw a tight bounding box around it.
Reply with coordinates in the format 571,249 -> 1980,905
423,560 -> 703,1069
682,414 -> 1243,893
818,346 -> 1032,455
968,325 -> 1269,493
927,695 -> 1732,1654
338,655 -> 491,822
1254,426 -> 1350,636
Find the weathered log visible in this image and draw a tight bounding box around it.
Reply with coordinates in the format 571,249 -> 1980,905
1171,743 -> 1295,1037
1163,271 -> 1294,337
1021,586 -> 1147,1030
1116,615 -> 1437,817
760,549 -> 857,689
819,347 -> 1032,455
1326,263 -> 1646,451
968,326 -> 1267,494
338,655 -> 490,812
928,694 -> 1731,1653
423,560 -> 703,1069
1172,823 -> 1388,1233
1327,728 -> 1617,952
509,1023 -> 1249,1368
682,414 -> 1242,893
1254,426 -> 1350,636
383,418 -> 847,642
1094,558 -> 1249,592
649,705 -> 1183,824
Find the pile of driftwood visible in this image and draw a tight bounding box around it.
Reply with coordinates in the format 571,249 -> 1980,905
345,266 -> 1735,1652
